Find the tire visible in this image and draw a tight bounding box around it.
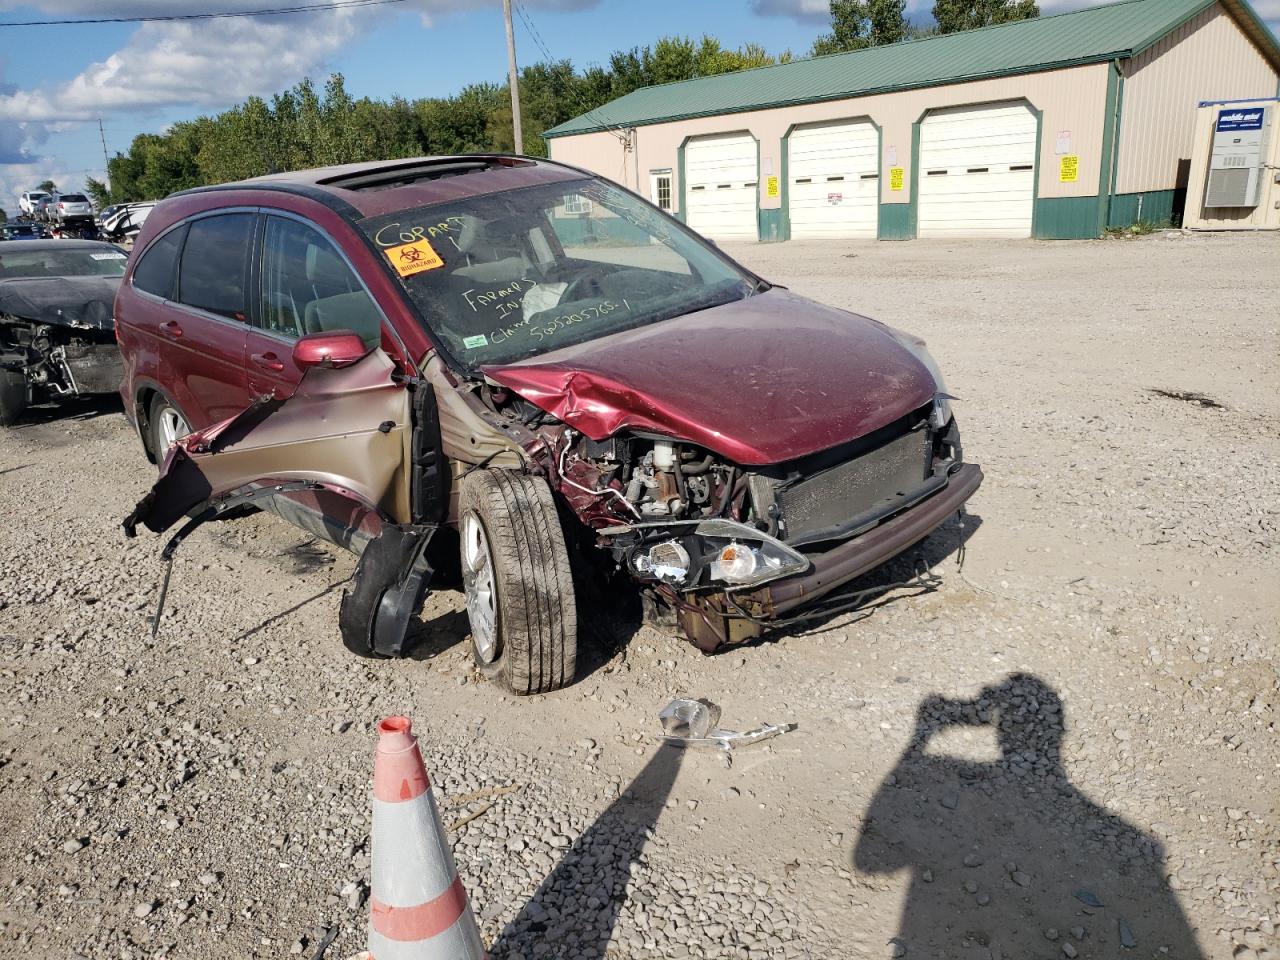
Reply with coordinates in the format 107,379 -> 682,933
148,394 -> 190,460
458,469 -> 577,695
0,369 -> 28,426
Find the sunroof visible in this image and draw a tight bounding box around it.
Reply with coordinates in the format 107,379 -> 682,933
317,156 -> 536,191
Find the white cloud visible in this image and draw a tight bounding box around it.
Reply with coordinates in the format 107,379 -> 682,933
0,0 -> 599,123
0,6 -> 374,123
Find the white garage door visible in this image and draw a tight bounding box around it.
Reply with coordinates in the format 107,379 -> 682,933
788,120 -> 879,239
917,102 -> 1037,239
684,133 -> 758,241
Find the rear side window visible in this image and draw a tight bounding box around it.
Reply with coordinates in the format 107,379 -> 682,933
60,194 -> 88,203
177,214 -> 254,321
131,224 -> 187,299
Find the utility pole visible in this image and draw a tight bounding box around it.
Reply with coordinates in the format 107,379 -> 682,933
97,118 -> 110,178
502,0 -> 523,154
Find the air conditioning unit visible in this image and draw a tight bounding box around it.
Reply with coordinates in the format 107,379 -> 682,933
1205,105 -> 1272,208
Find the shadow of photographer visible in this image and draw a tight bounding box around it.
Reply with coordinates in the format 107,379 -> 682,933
854,674 -> 1203,959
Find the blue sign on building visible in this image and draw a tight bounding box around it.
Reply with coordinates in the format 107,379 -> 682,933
1216,109 -> 1265,132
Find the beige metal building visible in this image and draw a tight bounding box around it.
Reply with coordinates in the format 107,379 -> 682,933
544,0 -> 1280,241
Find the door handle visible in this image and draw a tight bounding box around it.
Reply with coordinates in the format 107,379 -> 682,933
250,351 -> 285,372
160,320 -> 183,338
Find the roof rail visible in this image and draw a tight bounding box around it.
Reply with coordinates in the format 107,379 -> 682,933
316,155 -> 537,191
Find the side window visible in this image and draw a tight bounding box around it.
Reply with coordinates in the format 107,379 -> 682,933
259,216 -> 382,348
131,224 -> 186,299
177,213 -> 254,321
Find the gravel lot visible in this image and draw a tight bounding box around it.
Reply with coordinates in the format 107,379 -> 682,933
1,230 -> 1277,960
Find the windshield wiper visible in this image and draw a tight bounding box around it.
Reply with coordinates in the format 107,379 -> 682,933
749,277 -> 772,295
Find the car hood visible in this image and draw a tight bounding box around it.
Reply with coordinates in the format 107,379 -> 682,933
0,276 -> 120,331
482,288 -> 937,466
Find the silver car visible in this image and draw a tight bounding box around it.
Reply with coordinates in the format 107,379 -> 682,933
49,193 -> 94,224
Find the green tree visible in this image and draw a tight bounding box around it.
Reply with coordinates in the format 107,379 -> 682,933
83,177 -> 112,208
0,208 -> 7,224
931,0 -> 1038,33
98,34 -> 792,196
38,179 -> 57,194
812,0 -> 908,55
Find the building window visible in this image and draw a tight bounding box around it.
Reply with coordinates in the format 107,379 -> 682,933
650,170 -> 673,211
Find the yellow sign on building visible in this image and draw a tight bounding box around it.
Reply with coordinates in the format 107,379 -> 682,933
889,167 -> 904,191
766,176 -> 779,198
1059,155 -> 1079,183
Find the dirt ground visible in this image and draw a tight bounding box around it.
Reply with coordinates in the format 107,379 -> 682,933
1,230 -> 1277,960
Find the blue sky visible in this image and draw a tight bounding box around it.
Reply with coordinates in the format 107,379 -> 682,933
0,0 -> 1277,214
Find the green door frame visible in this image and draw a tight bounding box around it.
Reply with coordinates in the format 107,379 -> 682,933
677,131 -> 761,239
909,97 -> 1043,240
1098,59 -> 1125,235
779,116 -> 882,242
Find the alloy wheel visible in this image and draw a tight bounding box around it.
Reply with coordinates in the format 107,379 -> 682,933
462,512 -> 499,663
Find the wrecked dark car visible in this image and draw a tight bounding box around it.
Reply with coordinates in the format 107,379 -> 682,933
0,239 -> 128,425
115,156 -> 981,694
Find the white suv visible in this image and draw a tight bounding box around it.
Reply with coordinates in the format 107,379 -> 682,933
49,193 -> 94,224
18,191 -> 50,217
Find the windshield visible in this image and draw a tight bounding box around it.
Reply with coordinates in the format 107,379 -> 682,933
0,247 -> 127,278
358,178 -> 754,367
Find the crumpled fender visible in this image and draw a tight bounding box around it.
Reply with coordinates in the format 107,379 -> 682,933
481,365 -> 684,446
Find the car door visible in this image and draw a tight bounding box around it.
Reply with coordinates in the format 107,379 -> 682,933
245,212 -> 387,400
166,211 -> 256,427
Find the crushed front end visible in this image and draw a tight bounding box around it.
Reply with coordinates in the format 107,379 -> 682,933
478,379 -> 982,653
0,276 -> 123,417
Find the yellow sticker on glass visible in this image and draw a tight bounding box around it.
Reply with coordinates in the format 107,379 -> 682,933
385,238 -> 444,277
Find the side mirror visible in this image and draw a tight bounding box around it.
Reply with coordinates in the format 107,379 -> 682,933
292,331 -> 368,370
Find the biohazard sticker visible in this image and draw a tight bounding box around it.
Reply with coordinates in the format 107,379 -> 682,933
385,238 -> 444,277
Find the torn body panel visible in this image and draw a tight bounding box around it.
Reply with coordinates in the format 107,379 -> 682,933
123,349 -> 443,659
125,349 -> 412,538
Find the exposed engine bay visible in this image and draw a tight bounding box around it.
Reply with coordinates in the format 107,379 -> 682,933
0,247 -> 126,425
0,314 -> 120,396
479,380 -> 967,651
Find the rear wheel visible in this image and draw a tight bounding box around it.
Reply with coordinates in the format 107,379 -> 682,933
459,469 -> 577,695
0,369 -> 28,426
148,395 -> 189,458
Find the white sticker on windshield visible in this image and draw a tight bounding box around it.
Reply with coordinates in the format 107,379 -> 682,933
90,252 -> 126,260
463,334 -> 489,349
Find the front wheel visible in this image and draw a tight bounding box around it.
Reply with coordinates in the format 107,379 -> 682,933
458,470 -> 577,695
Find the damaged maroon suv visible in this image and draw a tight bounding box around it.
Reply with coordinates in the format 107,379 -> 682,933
116,156 -> 982,694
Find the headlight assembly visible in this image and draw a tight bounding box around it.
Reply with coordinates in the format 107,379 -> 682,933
606,518 -> 809,591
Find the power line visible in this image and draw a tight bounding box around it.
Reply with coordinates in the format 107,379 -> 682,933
511,0 -> 627,143
0,0 -> 407,28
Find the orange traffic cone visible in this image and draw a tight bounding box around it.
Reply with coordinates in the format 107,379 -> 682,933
364,716 -> 487,960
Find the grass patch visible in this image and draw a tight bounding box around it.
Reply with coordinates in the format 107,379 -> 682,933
1106,218 -> 1174,238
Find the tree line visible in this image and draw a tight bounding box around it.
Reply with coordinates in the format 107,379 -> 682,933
84,0 -> 1038,206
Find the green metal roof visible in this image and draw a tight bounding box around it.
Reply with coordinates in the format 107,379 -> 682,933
545,0 -> 1280,138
